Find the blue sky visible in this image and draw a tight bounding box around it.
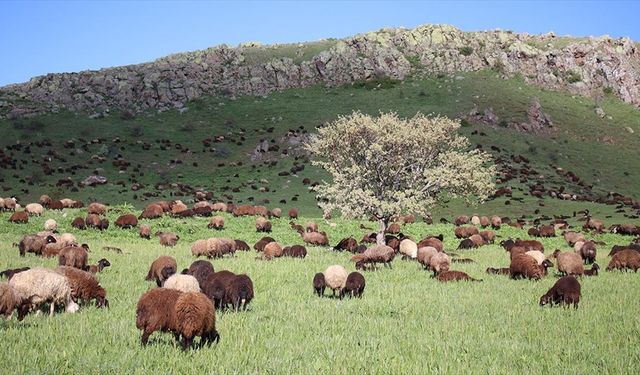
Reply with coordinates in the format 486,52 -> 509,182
1,0 -> 638,86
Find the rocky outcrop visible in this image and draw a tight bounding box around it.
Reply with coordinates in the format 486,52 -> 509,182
1,24 -> 638,118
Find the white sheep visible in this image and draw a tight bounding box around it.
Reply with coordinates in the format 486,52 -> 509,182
525,250 -> 547,265
323,265 -> 348,297
399,239 -> 418,260
25,203 -> 44,216
44,219 -> 57,232
9,268 -> 79,316
164,274 -> 201,293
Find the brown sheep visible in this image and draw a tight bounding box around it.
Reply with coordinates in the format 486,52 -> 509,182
55,266 -> 108,308
282,245 -> 307,258
583,217 -> 605,233
538,225 -> 556,238
270,208 -> 282,218
115,214 -> 138,229
577,241 -> 597,264
454,215 -> 470,225
87,258 -> 111,274
606,249 -> 640,272
340,272 -> 365,298
174,292 -> 219,349
313,273 -> 325,296
8,211 -> 29,224
288,208 -> 298,219
479,216 -> 490,227
254,236 -> 276,252
136,288 -> 182,346
260,242 -> 283,260
584,263 -> 600,276
234,240 -> 250,251
39,194 -> 52,207
0,283 -> 30,320
333,237 -> 358,252
156,231 -> 179,247
58,245 -> 90,270
563,231 -> 585,246
255,217 -> 272,233
85,214 -> 101,229
139,225 -> 151,239
208,216 -> 225,230
353,245 -> 395,270
223,274 -> 254,311
303,231 -> 329,246
540,276 -> 581,308
514,239 -> 544,252
232,205 -> 255,217
170,201 -> 189,216
139,204 -> 164,219
435,270 -> 482,282
151,200 -> 172,212
18,234 -> 57,257
183,260 -> 215,288
87,202 -> 107,215
509,253 -> 544,280
490,216 -> 502,229
145,256 -> 178,287
417,236 -> 444,252
417,247 -> 438,270
429,252 -> 450,276
306,221 -> 319,233
454,226 -> 479,239
290,221 -> 305,234
211,202 -> 228,212
469,234 -> 485,247
479,230 -> 496,244
457,239 -> 477,250
552,250 -> 584,276
71,217 -> 86,230
201,270 -> 236,309
386,223 -> 401,234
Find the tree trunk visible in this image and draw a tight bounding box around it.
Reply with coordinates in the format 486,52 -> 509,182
376,218 -> 388,246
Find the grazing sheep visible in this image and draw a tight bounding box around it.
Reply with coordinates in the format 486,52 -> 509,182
270,208 -> 282,218
491,216 -> 502,229
170,201 -> 189,216
429,252 -> 451,276
435,270 -> 482,282
302,231 -> 329,246
552,250 -> 585,276
583,217 -> 605,233
577,241 -> 597,264
454,215 -> 469,225
480,216 -> 490,227
323,265 -> 348,297
479,230 -> 495,244
18,234 -> 57,257
288,208 -> 298,219
584,263 -> 600,276
0,283 -> 29,320
58,233 -> 78,246
509,253 -> 544,280
333,237 -> 358,252
201,270 -> 236,309
254,236 -> 276,252
469,234 -> 485,247
470,215 -> 481,226
135,288 -> 182,346
39,195 -> 52,207
25,203 -> 44,216
88,202 -> 107,215
282,245 -> 307,258
417,247 -> 438,270
115,214 -> 138,229
540,276 -> 581,308
457,239 -> 477,250
208,216 -> 225,230
58,245 -> 90,270
454,226 -> 479,239
305,221 -> 319,233
525,250 -> 547,265
386,223 -> 401,234
164,274 -> 201,293
538,225 -> 556,238
211,202 -> 227,212
9,268 -> 79,316
183,260 -> 215,288
417,236 -> 444,252
0,267 -> 30,280
340,272 -> 365,298
43,219 -> 57,232
513,239 -> 544,252
399,239 -> 418,260
563,231 -> 585,246
156,231 -> 179,247
260,241 -> 283,260
8,211 -> 29,224
255,217 -> 272,233
358,245 -> 396,270
234,240 -> 250,251
139,225 -> 151,239
224,274 -> 254,311
139,204 -> 164,219
313,273 -> 325,296
606,249 -> 640,272
174,292 -> 219,350
54,266 -> 109,308
608,244 -> 640,257
528,228 -> 540,237
71,217 -> 86,230
145,256 -> 178,287
87,259 -> 111,274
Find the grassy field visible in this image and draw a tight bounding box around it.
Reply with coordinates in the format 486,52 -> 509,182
1,208 -> 639,373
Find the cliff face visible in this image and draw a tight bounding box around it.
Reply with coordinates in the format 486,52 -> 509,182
1,24 -> 638,118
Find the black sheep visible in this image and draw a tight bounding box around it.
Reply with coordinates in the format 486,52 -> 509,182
224,274 -> 254,311
457,239 -> 476,250
313,273 -> 325,297
283,245 -> 307,258
539,276 -> 581,308
183,260 -> 215,288
340,272 -> 365,299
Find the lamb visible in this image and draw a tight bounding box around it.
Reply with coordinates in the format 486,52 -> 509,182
399,239 -> 418,260
71,217 -> 86,230
58,245 -> 90,270
282,245 -> 307,258
323,265 -> 348,297
254,236 -> 276,251
313,273 -> 325,296
576,240 -> 597,264
139,203 -> 164,219
139,224 -> 151,239
223,274 -> 254,311
87,258 -> 111,274
9,268 -> 79,316
18,234 -> 56,257
552,250 -> 584,276
164,274 -> 201,293
8,211 -> 29,224
234,240 -> 250,251
174,292 -> 219,349
479,230 -> 496,244
88,202 -> 107,215
302,231 -> 329,246
288,208 -> 298,219
417,247 -> 438,270
0,283 -> 30,320
584,263 -> 600,276
115,214 -> 138,229
201,270 -> 236,309
454,226 -> 479,239
340,272 -> 366,298
333,237 -> 358,252
509,253 -> 544,280
54,266 -> 109,308
44,219 -> 57,232
255,217 -> 272,233
429,252 -> 451,276
260,241 -> 283,260
156,231 -> 179,247
207,216 -> 225,230
25,203 -> 44,216
145,256 -> 178,287
183,260 -> 215,288
606,249 -> 640,272
0,267 -> 30,280
539,276 -> 581,308
435,270 -> 482,282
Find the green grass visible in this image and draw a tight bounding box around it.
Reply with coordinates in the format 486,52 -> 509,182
1,208 -> 639,372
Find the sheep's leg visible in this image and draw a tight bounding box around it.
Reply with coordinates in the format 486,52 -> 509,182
49,302 -> 55,316
141,330 -> 152,346
182,336 -> 192,351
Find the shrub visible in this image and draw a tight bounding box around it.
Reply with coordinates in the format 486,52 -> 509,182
567,71 -> 582,83
459,46 -> 473,56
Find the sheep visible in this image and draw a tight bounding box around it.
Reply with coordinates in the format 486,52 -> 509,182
115,214 -> 138,229
183,260 -> 215,288
480,216 -> 490,227
552,250 -> 584,276
86,214 -> 108,230
72,217 -> 86,230
302,231 -> 329,246
455,226 -> 479,239
201,270 -> 236,309
232,205 -> 254,217
255,217 -> 272,233
491,216 -> 502,229
0,283 -> 30,320
359,245 -> 396,270
87,258 -> 111,274
223,274 -> 254,311
2,197 -> 16,211
170,201 -> 189,216
145,256 -> 177,287
0,267 -> 30,280
58,233 -> 78,246
205,237 -> 236,258
528,228 -> 540,237
164,274 -> 201,293
191,239 -> 210,258
282,245 -> 307,258
563,231 -> 585,246
429,252 -> 451,276
417,247 -> 438,270
333,237 -> 358,252
39,195 -> 52,207
211,202 -> 228,212
288,208 -> 298,219
18,234 -> 57,257
8,211 -> 28,224
58,245 -> 90,270
54,266 -> 109,308
479,230 -> 495,244
417,236 -> 444,252
156,231 -> 179,247
505,239 -> 544,252
486,267 -> 511,275
254,236 -> 276,251
208,216 -> 225,230
454,215 -> 469,225
88,202 -> 107,215
606,249 -> 640,272
9,268 -> 79,316
583,217 -> 605,233
270,208 -> 282,218
136,288 -> 183,346
306,221 -> 319,233
470,215 -> 481,226
340,272 -> 365,298
435,270 -> 482,282
509,253 -> 544,280
174,292 -> 219,350
139,224 -> 151,239
584,263 -> 600,276
313,273 -> 325,296
386,223 -> 401,234
260,241 -> 283,260
469,234 -> 485,247
525,250 -> 547,265
399,239 -> 418,260
43,219 -> 57,232
25,203 -> 44,216
323,265 -> 348,297
457,239 -> 477,250
538,225 -> 556,238
577,240 -> 597,264
234,240 -> 250,251
608,244 -> 640,257
139,204 -> 164,219
539,276 -> 581,308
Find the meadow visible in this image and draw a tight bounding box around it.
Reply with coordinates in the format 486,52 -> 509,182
1,207 -> 639,373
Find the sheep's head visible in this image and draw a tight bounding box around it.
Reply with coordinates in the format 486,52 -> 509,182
16,301 -> 31,321
539,295 -> 552,306
541,259 -> 554,270
96,297 -> 109,309
552,249 -> 561,258
98,258 -> 110,269
45,235 -> 57,244
81,243 -> 90,251
500,239 -> 514,250
160,266 -> 176,281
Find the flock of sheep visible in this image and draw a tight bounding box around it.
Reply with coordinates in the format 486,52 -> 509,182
1,195 -> 640,350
